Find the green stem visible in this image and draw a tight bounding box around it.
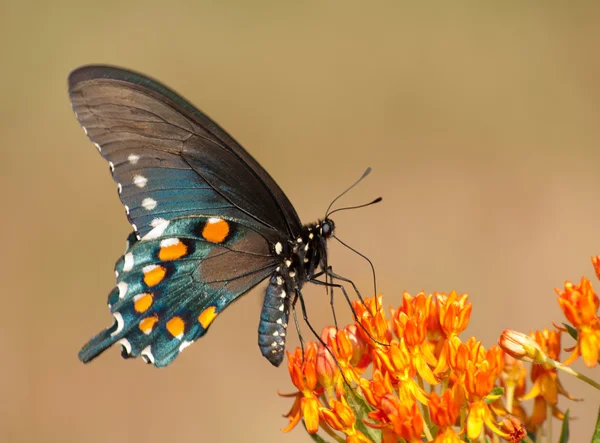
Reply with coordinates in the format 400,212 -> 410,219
554,361 -> 600,391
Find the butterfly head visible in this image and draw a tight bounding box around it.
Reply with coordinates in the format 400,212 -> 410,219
320,218 -> 335,238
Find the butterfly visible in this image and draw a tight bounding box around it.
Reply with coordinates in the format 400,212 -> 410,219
71,65 -> 377,368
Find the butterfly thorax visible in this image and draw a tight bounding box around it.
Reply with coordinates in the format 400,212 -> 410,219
271,218 -> 335,288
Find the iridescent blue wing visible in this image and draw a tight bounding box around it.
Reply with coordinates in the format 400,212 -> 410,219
79,216 -> 277,367
68,65 -> 302,241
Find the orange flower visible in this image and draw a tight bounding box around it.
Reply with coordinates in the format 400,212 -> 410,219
366,395 -> 424,443
391,293 -> 438,385
429,385 -> 466,442
437,291 -> 472,338
281,342 -> 323,433
429,384 -> 461,431
360,369 -> 394,408
557,276 -> 600,367
499,416 -> 527,442
374,339 -> 430,405
320,395 -> 373,443
592,255 -> 600,281
353,294 -> 392,345
319,326 -> 362,391
461,342 -> 507,440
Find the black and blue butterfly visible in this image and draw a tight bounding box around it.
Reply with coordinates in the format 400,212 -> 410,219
70,66 -> 378,368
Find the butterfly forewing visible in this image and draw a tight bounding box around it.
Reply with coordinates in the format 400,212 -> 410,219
69,65 -> 302,240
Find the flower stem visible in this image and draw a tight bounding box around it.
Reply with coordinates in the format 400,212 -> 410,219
554,361 -> 600,391
504,382 -> 515,414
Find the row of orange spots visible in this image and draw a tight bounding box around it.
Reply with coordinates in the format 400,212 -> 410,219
166,317 -> 185,339
136,306 -> 219,339
198,306 -> 218,328
134,293 -> 153,313
143,265 -> 166,287
159,239 -> 188,261
202,218 -> 230,243
139,314 -> 158,335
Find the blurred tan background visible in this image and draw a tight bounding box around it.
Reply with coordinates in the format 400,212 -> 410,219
2,1 -> 600,442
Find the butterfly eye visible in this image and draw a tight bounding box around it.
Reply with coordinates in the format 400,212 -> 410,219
322,220 -> 334,237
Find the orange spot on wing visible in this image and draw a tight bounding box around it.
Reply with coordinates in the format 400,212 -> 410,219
202,218 -> 230,243
198,306 -> 218,329
159,241 -> 188,261
144,265 -> 166,287
139,314 -> 159,335
166,316 -> 185,339
134,293 -> 153,313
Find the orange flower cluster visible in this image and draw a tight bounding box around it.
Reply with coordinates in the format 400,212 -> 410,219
281,255 -> 600,441
281,292 -> 528,442
556,256 -> 600,368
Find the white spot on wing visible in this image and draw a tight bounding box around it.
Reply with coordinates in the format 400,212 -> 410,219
94,143 -> 102,152
143,264 -> 159,274
128,154 -> 140,164
142,219 -> 170,241
124,205 -> 130,215
109,161 -> 115,172
207,217 -> 222,224
280,290 -> 287,299
82,126 -> 88,135
141,345 -> 155,364
117,282 -> 128,299
123,253 -> 134,272
276,276 -> 283,285
133,293 -> 147,302
117,183 -> 122,194
119,338 -> 132,354
131,223 -> 138,232
278,304 -> 284,312
110,312 -> 124,337
160,238 -> 180,248
179,340 -> 193,352
142,198 -> 157,210
133,175 -> 148,188
275,242 -> 282,255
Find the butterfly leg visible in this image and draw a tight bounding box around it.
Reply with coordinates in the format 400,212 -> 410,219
290,291 -> 306,363
310,269 -> 340,330
310,277 -> 387,348
294,288 -> 353,387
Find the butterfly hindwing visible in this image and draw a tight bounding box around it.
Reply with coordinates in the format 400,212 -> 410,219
68,66 -> 302,241
79,216 -> 277,367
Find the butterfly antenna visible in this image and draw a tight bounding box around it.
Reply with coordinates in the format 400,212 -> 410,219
326,197 -> 382,218
332,235 -> 378,298
325,167 -> 372,217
